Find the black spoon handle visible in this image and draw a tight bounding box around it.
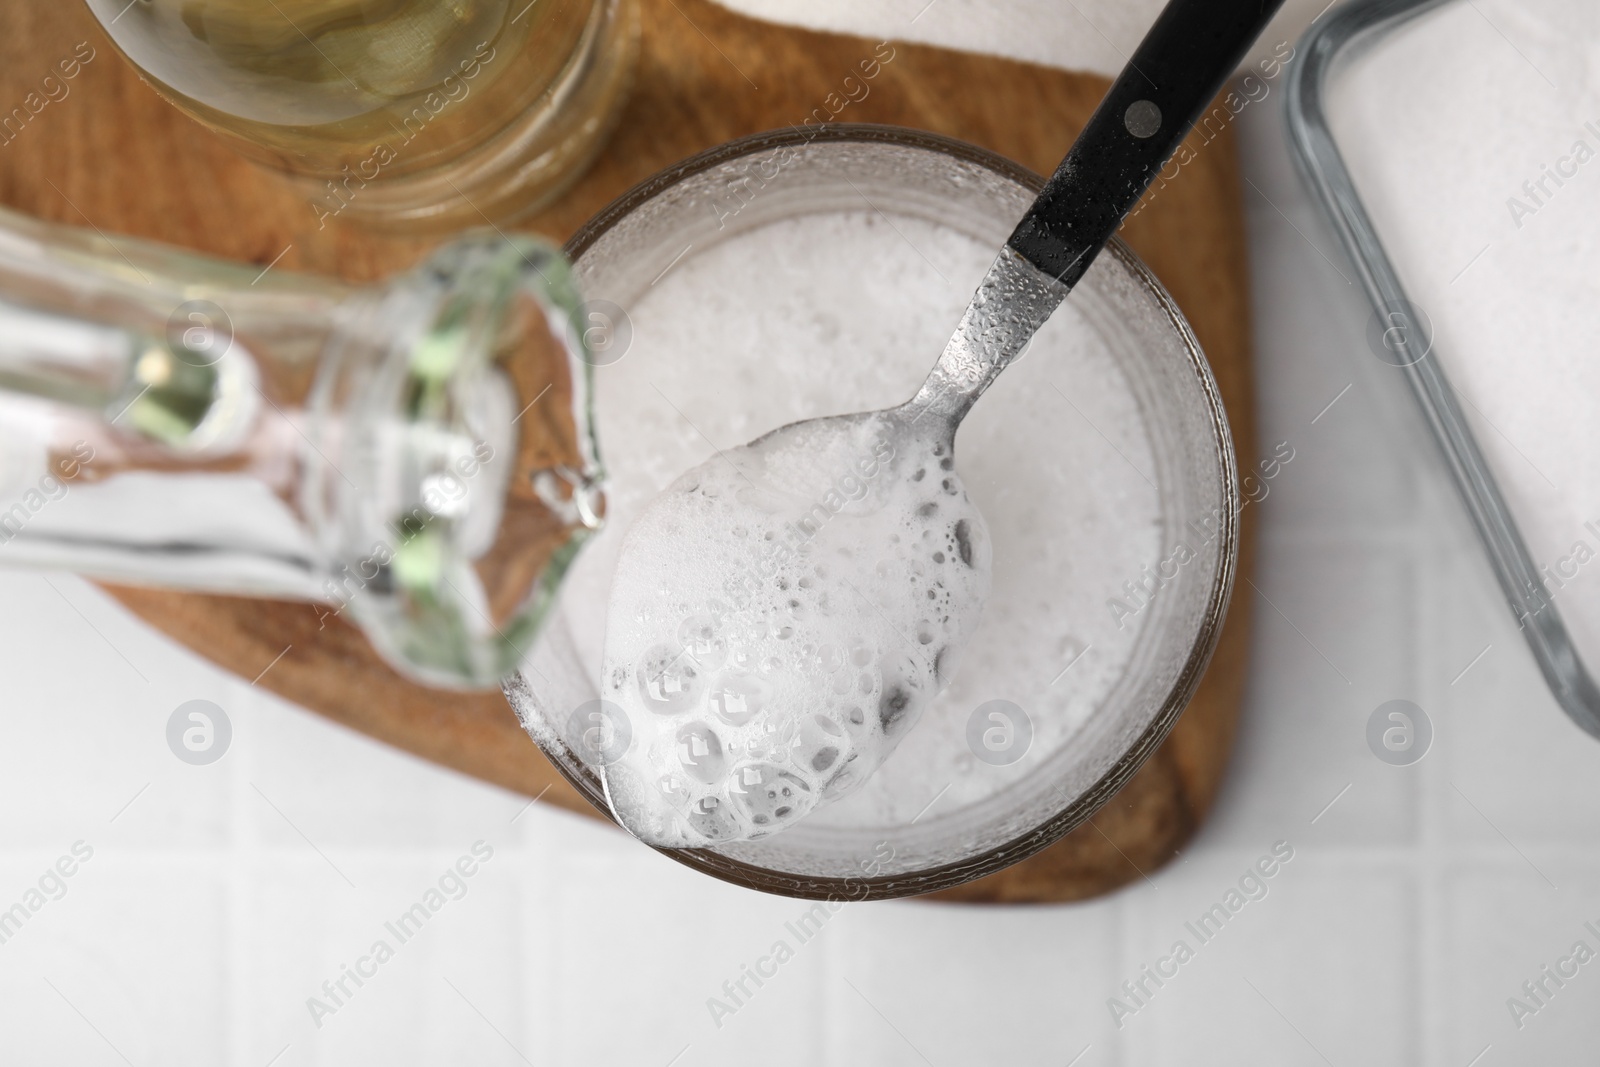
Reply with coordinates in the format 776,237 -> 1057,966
1008,0 -> 1288,289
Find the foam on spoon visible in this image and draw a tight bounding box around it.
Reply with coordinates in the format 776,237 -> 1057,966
599,411 -> 991,847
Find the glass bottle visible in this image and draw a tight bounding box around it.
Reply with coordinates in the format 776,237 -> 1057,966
0,205 -> 605,688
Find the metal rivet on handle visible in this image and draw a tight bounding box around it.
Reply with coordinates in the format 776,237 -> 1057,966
1123,99 -> 1162,139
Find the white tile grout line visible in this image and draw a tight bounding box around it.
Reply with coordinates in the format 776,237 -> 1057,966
229,681 -> 254,1067
817,905 -> 841,1066
1109,880 -> 1130,1067
1412,493 -> 1447,1067
240,677 -> 322,1066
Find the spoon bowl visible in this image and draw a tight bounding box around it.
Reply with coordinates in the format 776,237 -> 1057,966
598,403 -> 992,846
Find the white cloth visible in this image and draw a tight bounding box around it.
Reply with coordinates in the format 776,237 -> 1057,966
710,0 -> 1329,77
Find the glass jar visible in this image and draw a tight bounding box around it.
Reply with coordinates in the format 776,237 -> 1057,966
503,126 -> 1240,899
82,0 -> 640,230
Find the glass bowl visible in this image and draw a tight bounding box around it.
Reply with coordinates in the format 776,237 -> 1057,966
504,125 -> 1239,900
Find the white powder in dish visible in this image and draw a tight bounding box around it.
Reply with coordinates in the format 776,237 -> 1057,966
1331,0 -> 1600,675
561,208 -> 1162,833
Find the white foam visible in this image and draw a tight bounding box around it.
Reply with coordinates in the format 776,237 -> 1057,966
563,209 -> 1162,839
599,412 -> 990,845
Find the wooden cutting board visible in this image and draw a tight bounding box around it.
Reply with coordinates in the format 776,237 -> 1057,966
0,0 -> 1254,902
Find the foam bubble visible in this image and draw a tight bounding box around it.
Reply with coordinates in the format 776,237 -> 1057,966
599,412 -> 991,846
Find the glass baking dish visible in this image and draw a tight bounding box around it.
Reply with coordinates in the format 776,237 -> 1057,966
1286,0 -> 1600,738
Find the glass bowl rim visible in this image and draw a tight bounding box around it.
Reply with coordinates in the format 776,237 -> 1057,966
541,121 -> 1240,901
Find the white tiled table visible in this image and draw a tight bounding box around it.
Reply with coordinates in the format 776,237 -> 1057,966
3,74 -> 1598,1067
